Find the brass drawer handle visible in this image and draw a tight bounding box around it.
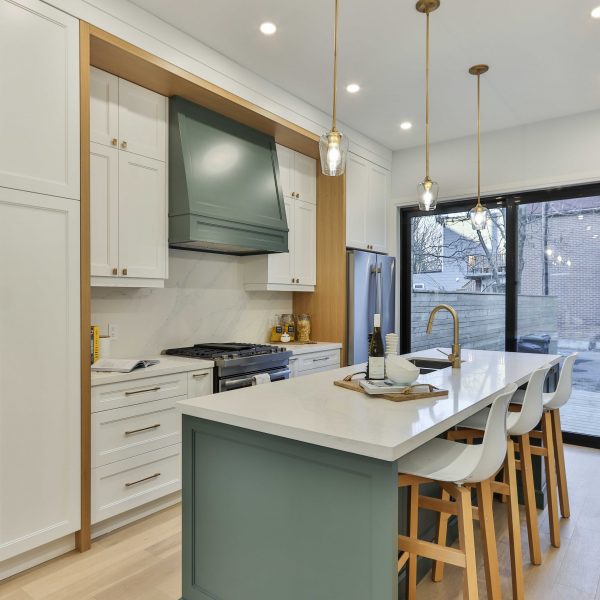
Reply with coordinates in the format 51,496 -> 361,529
121,140 -> 128,149
125,472 -> 160,487
124,423 -> 160,436
111,138 -> 118,146
124,386 -> 161,396
122,267 -> 128,276
312,356 -> 330,362
192,372 -> 209,379
112,267 -> 118,275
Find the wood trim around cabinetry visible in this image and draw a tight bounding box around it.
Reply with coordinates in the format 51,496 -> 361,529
293,170 -> 347,366
76,20 -> 92,553
87,25 -> 319,158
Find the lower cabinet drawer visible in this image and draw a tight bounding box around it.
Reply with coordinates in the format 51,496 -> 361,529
296,350 -> 340,373
91,444 -> 181,524
92,396 -> 183,468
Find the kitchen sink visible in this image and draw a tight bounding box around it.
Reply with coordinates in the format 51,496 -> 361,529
407,357 -> 454,374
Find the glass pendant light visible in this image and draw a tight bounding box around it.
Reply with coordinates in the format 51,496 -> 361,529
319,0 -> 349,176
468,64 -> 490,230
416,0 -> 440,211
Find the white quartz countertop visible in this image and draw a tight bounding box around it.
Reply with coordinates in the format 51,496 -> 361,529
91,356 -> 214,386
177,349 -> 560,461
273,342 -> 342,355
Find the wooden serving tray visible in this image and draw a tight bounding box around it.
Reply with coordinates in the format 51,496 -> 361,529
333,378 -> 448,402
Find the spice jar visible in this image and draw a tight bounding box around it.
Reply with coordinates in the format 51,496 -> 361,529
296,314 -> 311,343
280,313 -> 296,342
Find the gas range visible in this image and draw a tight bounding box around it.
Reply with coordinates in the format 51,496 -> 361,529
164,343 -> 292,392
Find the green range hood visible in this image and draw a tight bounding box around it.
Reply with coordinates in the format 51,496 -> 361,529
169,96 -> 288,255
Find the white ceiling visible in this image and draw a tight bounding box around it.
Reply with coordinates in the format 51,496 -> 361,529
130,0 -> 600,151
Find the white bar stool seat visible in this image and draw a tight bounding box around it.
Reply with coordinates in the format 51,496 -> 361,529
397,384 -> 516,600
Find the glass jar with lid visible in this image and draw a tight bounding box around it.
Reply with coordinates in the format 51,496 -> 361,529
296,314 -> 311,343
280,313 -> 296,342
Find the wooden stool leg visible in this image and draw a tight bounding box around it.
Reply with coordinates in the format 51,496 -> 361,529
408,484 -> 419,599
456,485 -> 479,600
519,433 -> 542,565
506,439 -> 525,600
500,464 -> 508,503
432,488 -> 451,582
542,411 -> 561,548
551,409 -> 570,519
477,479 -> 502,600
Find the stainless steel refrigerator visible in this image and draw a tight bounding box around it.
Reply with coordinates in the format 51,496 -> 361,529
347,250 -> 396,366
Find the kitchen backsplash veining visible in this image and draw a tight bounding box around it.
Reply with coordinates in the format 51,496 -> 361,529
91,250 -> 292,357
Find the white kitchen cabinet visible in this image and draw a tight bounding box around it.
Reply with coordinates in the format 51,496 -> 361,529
91,366 -> 212,527
118,79 -> 167,162
90,69 -> 168,288
0,188 -> 80,561
91,68 -> 167,162
289,348 -> 341,378
346,153 -> 390,253
118,153 -> 167,280
244,147 -> 316,291
275,144 -> 317,204
90,68 -> 119,148
90,143 -> 119,277
0,0 -> 79,199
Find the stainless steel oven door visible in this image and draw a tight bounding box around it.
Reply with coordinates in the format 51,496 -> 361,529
218,367 -> 291,393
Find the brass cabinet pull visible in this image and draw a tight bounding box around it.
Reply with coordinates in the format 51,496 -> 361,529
122,267 -> 128,276
112,267 -> 118,275
124,423 -> 160,436
192,372 -> 208,379
297,192 -> 301,198
291,277 -> 294,283
124,386 -> 160,396
312,356 -> 330,362
297,278 -> 300,283
111,138 -> 118,146
125,472 -> 160,487
121,140 -> 128,149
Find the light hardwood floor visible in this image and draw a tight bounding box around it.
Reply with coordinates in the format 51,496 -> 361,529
1,445 -> 599,599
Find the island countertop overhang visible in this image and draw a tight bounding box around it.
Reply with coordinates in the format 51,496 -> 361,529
177,348 -> 560,462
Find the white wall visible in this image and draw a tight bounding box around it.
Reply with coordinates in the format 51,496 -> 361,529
389,109 -> 600,253
47,0 -> 392,170
91,250 -> 292,357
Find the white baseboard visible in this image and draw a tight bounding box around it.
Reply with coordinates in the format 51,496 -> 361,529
0,534 -> 76,581
91,491 -> 181,539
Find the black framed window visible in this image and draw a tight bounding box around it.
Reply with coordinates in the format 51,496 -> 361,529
399,182 -> 600,448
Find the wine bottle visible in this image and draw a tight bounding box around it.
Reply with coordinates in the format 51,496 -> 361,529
368,313 -> 385,380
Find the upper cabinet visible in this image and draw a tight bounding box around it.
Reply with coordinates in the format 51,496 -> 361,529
0,0 -> 79,200
90,68 -> 168,287
346,153 -> 390,253
244,145 -> 317,291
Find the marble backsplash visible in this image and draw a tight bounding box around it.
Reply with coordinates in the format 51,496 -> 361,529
91,250 -> 292,358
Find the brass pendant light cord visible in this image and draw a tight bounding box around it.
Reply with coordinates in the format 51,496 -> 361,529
425,11 -> 430,179
476,72 -> 481,206
332,0 -> 339,131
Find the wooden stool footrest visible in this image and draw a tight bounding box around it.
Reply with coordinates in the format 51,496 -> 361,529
398,535 -> 466,568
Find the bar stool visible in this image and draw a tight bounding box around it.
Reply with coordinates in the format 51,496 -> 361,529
397,384 -> 516,600
511,353 -> 578,549
449,365 -> 551,599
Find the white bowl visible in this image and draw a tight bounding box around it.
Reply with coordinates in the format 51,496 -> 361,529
385,355 -> 420,385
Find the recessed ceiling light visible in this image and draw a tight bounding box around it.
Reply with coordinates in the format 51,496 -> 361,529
346,83 -> 360,93
259,22 -> 277,35
591,6 -> 600,18
400,121 -> 413,130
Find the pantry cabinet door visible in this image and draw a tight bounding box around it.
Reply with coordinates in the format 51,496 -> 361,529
118,152 -> 167,280
118,79 -> 167,162
276,144 -> 294,199
0,0 -> 79,199
90,143 -> 119,277
0,188 -> 80,561
268,196 -> 294,284
366,165 -> 389,253
293,153 -> 317,205
293,199 -> 317,286
345,154 -> 369,250
90,67 -> 119,148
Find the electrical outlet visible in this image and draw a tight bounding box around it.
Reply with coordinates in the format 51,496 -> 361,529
108,323 -> 119,340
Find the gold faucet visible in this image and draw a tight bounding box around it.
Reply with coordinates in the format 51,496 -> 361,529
426,304 -> 461,369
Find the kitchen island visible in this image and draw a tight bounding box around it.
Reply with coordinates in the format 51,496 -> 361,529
177,349 -> 560,600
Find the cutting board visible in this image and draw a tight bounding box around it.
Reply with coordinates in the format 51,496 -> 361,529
333,378 -> 448,402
